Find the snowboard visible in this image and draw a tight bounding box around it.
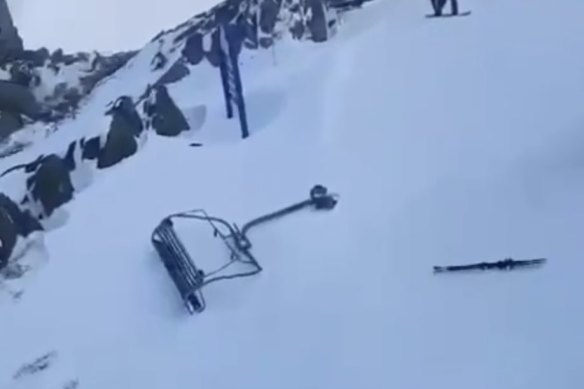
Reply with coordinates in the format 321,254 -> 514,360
426,10 -> 472,18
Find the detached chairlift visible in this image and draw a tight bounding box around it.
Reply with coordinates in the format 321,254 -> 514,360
152,185 -> 339,314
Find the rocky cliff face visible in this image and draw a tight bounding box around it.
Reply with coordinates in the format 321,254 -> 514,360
0,0 -> 342,144
0,0 -> 24,63
0,49 -> 136,141
0,0 -> 138,142
148,0 -> 339,87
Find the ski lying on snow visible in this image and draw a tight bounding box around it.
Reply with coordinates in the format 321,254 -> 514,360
426,11 -> 472,18
433,258 -> 546,274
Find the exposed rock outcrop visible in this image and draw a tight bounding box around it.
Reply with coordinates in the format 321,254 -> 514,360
143,84 -> 190,137
168,0 -> 338,70
0,48 -> 136,139
78,51 -> 137,95
97,96 -> 144,169
24,154 -> 75,219
0,80 -> 44,119
155,58 -> 190,86
0,193 -> 42,269
0,110 -> 24,140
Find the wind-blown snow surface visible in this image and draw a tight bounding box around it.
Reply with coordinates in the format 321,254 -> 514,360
3,0 -> 584,388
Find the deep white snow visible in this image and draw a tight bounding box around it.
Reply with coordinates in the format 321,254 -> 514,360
3,0 -> 584,388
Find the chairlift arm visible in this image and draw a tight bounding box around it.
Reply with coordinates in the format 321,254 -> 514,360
240,199 -> 313,238
240,185 -> 339,240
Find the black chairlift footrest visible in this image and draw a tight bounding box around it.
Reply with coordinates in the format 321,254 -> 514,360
152,219 -> 206,313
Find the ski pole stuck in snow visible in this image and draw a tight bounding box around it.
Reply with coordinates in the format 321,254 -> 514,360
433,258 -> 547,274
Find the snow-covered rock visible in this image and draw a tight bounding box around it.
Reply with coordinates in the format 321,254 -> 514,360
97,96 -> 145,169
0,0 -> 351,267
0,193 -> 41,268
142,84 -> 190,137
158,0 -> 338,77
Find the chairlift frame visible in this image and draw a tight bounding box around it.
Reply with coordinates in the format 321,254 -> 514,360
151,185 -> 339,314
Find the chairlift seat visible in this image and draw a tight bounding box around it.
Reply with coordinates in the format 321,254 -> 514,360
151,185 -> 339,314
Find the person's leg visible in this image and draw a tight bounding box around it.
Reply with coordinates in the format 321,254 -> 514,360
430,0 -> 440,15
451,0 -> 459,15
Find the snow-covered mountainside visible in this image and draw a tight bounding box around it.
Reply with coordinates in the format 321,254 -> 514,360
0,0 -> 339,157
3,0 -> 584,388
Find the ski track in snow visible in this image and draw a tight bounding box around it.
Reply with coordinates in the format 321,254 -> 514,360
3,0 -> 584,388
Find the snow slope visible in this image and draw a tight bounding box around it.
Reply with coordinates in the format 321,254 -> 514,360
3,0 -> 584,388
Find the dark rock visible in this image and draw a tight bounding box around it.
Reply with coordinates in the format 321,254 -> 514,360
289,1 -> 302,13
241,12 -> 259,49
329,0 -> 366,12
290,20 -> 306,40
259,37 -> 274,49
0,142 -> 26,159
49,49 -> 79,66
0,194 -> 42,238
47,62 -> 60,75
143,85 -> 190,137
25,155 -> 74,218
0,154 -> 42,178
64,54 -> 82,66
174,21 -> 204,44
63,141 -> 77,171
182,33 -> 204,65
98,96 -> 143,169
50,48 -> 65,64
104,96 -> 143,136
45,83 -> 82,119
306,0 -> 331,43
200,17 -> 217,34
204,30 -> 223,68
0,80 -> 43,119
151,30 -> 166,43
81,136 -> 101,161
0,110 -> 24,140
19,48 -> 50,67
79,51 -> 136,95
97,127 -> 138,169
151,52 -> 168,71
215,1 -> 240,24
0,205 -> 18,269
62,88 -> 82,113
0,0 -> 24,64
156,58 -> 190,85
9,61 -> 35,87
260,0 -> 281,34
0,193 -> 42,269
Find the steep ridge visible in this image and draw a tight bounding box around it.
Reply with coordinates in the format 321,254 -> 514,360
0,0 -> 344,271
3,0 -> 584,388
